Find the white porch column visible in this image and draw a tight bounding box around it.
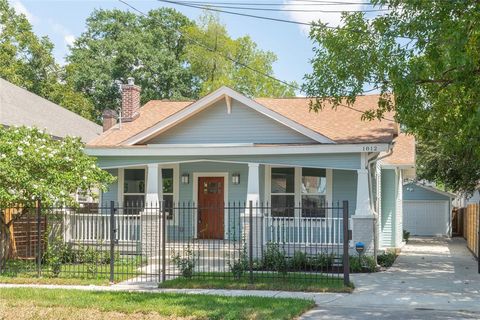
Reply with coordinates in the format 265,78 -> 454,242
145,163 -> 161,205
355,169 -> 372,216
246,163 -> 260,206
243,163 -> 262,259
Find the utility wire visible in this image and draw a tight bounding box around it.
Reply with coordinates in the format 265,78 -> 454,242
172,2 -> 390,13
119,0 -> 396,122
179,1 -> 375,5
159,0 -> 415,40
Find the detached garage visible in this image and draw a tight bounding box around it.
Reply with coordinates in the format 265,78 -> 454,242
403,183 -> 454,237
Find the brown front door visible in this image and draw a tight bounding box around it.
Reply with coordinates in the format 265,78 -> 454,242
197,177 -> 224,239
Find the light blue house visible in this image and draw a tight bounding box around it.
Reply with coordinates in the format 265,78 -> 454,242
86,81 -> 415,255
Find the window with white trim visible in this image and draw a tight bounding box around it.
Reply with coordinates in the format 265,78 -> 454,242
124,168 -> 145,214
269,167 -> 328,218
162,168 -> 175,220
301,168 -> 326,217
271,167 -> 295,217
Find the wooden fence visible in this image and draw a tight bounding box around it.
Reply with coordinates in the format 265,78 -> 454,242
463,203 -> 479,258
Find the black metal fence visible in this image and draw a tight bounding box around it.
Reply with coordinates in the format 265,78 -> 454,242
0,201 -> 350,286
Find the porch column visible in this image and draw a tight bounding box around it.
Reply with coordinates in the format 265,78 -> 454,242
243,163 -> 262,259
246,163 -> 260,206
142,163 -> 162,260
355,169 -> 372,216
145,163 -> 161,205
351,168 -> 375,255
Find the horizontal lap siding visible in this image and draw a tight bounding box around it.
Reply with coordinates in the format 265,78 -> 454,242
145,100 -> 315,144
381,169 -> 395,247
403,183 -> 451,201
97,153 -> 361,170
101,169 -> 118,205
332,169 -> 357,216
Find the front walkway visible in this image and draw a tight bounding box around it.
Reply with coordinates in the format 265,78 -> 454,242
302,237 -> 480,318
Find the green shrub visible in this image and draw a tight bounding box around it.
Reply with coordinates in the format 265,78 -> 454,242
171,246 -> 196,278
312,253 -> 335,269
262,243 -> 287,275
44,235 -> 65,277
290,251 -> 308,271
349,255 -> 376,273
403,230 -> 410,243
228,244 -> 248,280
377,251 -> 397,268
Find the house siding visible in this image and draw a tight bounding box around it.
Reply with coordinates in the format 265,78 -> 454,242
332,169 -> 357,216
96,153 -> 361,170
145,100 -> 315,145
403,183 -> 451,201
395,169 -> 403,246
380,169 -> 395,248
101,169 -> 118,205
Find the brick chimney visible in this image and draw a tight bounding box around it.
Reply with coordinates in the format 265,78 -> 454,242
121,77 -> 141,122
102,109 -> 117,132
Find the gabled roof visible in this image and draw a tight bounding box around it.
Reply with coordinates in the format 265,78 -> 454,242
405,182 -> 455,199
381,133 -> 416,167
0,78 -> 102,142
87,86 -> 398,147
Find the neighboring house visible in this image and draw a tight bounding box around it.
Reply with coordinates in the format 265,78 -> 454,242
86,78 -> 415,255
403,182 -> 454,237
0,77 -> 102,142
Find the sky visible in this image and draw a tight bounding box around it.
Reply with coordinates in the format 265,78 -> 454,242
8,0 -> 370,90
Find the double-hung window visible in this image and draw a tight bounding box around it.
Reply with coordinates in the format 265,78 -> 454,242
271,168 -> 295,217
123,168 -> 146,214
162,168 -> 175,220
269,167 -> 328,218
301,168 -> 327,217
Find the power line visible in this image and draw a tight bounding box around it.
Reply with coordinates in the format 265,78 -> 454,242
118,0 -> 396,122
177,1 -> 376,6
173,2 -> 389,13
159,0 -> 415,40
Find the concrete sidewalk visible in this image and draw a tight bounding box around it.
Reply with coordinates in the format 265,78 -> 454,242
302,237 -> 480,319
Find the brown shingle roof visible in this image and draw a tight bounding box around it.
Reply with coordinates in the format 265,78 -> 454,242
87,94 -> 397,147
381,133 -> 416,166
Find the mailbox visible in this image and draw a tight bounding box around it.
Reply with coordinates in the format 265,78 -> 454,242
355,242 -> 365,255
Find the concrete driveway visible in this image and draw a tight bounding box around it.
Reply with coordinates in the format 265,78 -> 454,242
302,237 -> 480,319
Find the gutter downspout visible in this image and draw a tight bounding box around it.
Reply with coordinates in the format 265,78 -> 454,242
367,145 -> 394,268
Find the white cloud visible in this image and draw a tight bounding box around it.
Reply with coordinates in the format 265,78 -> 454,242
10,0 -> 36,22
283,0 -> 364,34
64,34 -> 75,46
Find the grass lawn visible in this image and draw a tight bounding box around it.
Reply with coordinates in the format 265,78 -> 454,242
0,287 -> 314,320
159,272 -> 353,293
0,260 -> 141,285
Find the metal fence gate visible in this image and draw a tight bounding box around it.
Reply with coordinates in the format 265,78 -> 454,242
0,201 -> 350,285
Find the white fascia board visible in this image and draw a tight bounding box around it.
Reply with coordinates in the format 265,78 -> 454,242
85,143 -> 389,157
380,164 -> 415,169
123,86 -> 335,145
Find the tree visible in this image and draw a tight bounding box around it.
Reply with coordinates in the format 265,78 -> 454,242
0,126 -> 114,266
66,8 -> 198,119
0,0 -> 95,121
303,0 -> 480,193
185,13 -> 296,97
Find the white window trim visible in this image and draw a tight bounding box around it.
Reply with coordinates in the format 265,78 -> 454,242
264,165 -> 333,218
159,164 -> 180,225
192,172 -> 229,240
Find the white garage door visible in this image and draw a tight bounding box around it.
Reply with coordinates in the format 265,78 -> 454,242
403,200 -> 449,236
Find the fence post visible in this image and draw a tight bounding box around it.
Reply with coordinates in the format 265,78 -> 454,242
36,200 -> 42,277
109,201 -> 115,284
249,200 -> 253,284
342,200 -> 350,286
161,201 -> 166,283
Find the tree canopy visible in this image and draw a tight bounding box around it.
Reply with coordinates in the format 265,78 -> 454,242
185,13 -> 296,97
0,126 -> 114,207
0,0 -> 95,120
303,0 -> 480,193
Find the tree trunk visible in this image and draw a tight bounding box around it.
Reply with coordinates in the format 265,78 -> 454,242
0,214 -> 11,270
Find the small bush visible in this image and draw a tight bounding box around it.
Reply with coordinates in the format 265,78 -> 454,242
228,244 -> 248,280
377,251 -> 397,268
403,230 -> 410,243
349,255 -> 376,273
44,236 -> 65,277
171,246 -> 196,278
262,243 -> 287,275
290,251 -> 308,271
312,253 -> 335,270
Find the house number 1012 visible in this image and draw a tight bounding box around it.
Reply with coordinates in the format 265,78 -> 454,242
362,146 -> 378,151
